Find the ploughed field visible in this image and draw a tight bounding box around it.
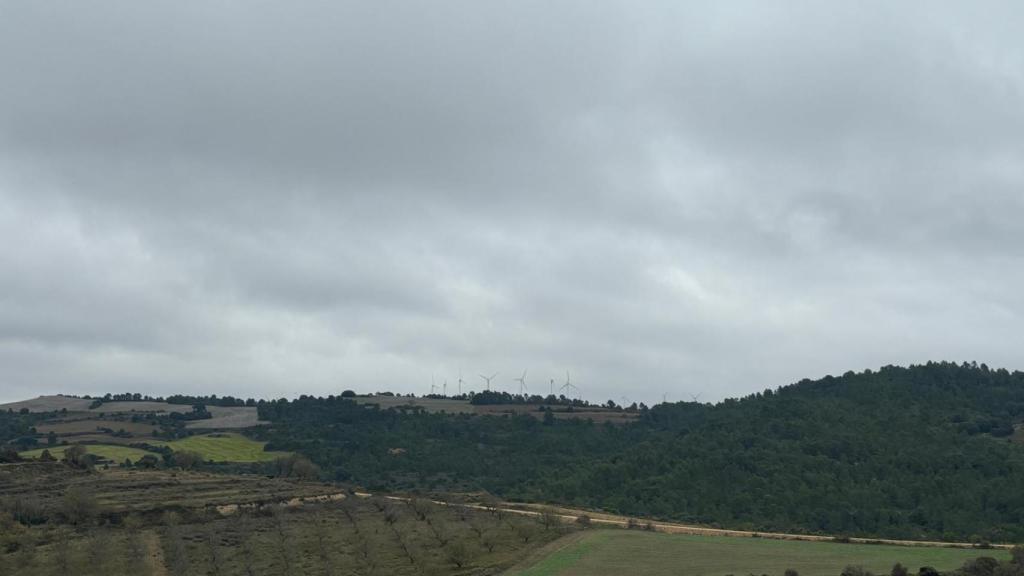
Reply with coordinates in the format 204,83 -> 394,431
509,530 -> 1011,576
0,463 -> 569,575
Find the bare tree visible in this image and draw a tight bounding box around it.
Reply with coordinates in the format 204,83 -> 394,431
515,522 -> 539,544
408,498 -> 432,521
480,529 -> 498,553
355,535 -> 376,576
446,540 -> 474,569
339,497 -> 360,534
87,529 -> 111,574
539,511 -> 562,531
52,527 -> 74,575
313,511 -> 335,576
15,531 -> 37,573
162,513 -> 190,576
426,516 -> 450,547
5,495 -> 46,525
236,513 -> 259,576
62,486 -> 100,526
205,523 -> 225,576
272,506 -> 295,575
123,514 -> 149,575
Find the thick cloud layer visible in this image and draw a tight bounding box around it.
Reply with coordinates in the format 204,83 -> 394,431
2,2 -> 1023,404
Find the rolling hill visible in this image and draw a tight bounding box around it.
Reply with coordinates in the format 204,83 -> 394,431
256,362 -> 1024,542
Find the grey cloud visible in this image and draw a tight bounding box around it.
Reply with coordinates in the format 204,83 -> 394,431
2,1 -> 1024,404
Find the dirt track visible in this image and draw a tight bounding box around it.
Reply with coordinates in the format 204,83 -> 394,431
475,501 -> 1016,550
371,496 -> 1015,551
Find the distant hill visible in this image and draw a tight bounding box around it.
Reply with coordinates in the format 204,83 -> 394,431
0,395 -> 265,429
257,362 -> 1024,543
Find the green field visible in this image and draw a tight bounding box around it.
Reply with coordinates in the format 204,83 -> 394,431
20,444 -> 158,463
510,530 -> 1009,576
152,432 -> 287,462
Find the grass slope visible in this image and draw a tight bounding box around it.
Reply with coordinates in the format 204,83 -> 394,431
153,432 -> 286,462
510,530 -> 1008,576
20,444 -> 158,463
0,464 -> 566,576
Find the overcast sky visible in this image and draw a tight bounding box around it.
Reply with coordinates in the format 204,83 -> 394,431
1,2 -> 1023,405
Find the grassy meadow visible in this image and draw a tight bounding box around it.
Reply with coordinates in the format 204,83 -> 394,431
509,530 -> 1010,576
150,432 -> 286,462
19,444 -> 159,463
19,433 -> 282,464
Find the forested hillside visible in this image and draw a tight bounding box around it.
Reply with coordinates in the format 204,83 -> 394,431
257,362 -> 1024,542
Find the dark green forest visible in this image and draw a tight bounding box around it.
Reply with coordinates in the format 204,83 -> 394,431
255,362 -> 1024,542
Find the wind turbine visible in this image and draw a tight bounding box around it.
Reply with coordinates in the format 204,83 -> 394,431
443,379 -> 448,398
479,372 -> 498,391
549,378 -> 555,396
513,369 -> 528,396
559,371 -> 580,398
690,392 -> 703,403
430,375 -> 439,396
458,369 -> 465,396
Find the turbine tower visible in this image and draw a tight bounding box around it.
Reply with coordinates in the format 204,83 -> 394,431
458,369 -> 465,396
430,375 -> 439,396
513,369 -> 528,396
479,372 -> 498,391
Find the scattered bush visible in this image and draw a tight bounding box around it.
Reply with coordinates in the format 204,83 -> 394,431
271,454 -> 321,479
